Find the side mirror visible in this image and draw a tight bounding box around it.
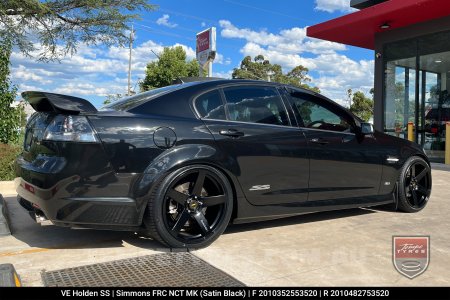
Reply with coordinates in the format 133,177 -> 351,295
360,122 -> 374,135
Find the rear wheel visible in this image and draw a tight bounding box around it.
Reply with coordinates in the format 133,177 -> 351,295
397,156 -> 431,213
145,165 -> 233,248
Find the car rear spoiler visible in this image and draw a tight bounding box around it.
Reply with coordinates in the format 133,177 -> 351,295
22,91 -> 97,114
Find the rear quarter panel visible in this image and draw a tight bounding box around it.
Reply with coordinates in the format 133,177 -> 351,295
89,112 -> 244,223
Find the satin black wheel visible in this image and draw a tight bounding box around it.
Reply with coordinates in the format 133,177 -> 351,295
397,156 -> 432,212
145,165 -> 233,248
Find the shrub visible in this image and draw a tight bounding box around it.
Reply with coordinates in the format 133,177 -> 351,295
0,143 -> 21,180
0,39 -> 20,144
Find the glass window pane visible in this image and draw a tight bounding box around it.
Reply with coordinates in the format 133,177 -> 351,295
195,90 -> 226,120
419,31 -> 450,162
102,84 -> 184,111
383,30 -> 450,162
290,95 -> 351,132
223,86 -> 289,126
384,39 -> 417,138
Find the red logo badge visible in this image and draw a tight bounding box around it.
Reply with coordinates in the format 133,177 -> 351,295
393,236 -> 430,279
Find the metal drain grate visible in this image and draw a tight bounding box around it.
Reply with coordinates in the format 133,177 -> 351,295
42,252 -> 244,287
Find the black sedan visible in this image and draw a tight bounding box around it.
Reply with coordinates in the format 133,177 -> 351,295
15,79 -> 432,248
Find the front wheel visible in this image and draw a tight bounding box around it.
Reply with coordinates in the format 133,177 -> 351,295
397,156 -> 432,213
145,165 -> 233,248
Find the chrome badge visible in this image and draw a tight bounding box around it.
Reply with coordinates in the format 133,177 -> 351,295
249,185 -> 271,191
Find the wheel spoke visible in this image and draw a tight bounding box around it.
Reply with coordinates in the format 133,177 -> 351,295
200,195 -> 226,207
417,185 -> 428,195
411,165 -> 416,177
411,190 -> 420,207
193,211 -> 210,234
167,189 -> 187,205
171,209 -> 191,233
415,168 -> 428,181
191,170 -> 206,195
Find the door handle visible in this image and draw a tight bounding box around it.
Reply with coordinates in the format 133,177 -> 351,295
309,137 -> 329,145
219,129 -> 244,138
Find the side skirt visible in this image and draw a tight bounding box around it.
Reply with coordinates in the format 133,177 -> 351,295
233,194 -> 395,225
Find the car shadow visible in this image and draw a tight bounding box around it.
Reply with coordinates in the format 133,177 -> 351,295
5,195 -> 382,251
5,196 -> 163,250
224,207 -> 376,234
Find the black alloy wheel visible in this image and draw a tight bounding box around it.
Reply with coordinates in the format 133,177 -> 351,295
398,156 -> 432,212
145,165 -> 233,248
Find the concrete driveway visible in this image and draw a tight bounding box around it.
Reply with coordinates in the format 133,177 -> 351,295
0,170 -> 449,286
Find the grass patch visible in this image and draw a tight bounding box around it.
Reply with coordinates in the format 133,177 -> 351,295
0,131 -> 24,181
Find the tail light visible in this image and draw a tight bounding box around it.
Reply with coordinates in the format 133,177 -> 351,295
43,115 -> 99,142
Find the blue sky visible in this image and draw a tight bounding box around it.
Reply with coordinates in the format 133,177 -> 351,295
10,0 -> 374,108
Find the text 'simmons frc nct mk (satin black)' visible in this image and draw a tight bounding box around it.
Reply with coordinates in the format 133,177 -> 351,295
15,79 -> 432,248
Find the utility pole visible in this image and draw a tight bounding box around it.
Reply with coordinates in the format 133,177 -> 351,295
127,24 -> 134,96
347,88 -> 353,108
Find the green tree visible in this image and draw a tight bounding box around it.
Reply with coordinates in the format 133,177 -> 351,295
17,103 -> 27,129
0,39 -> 20,144
103,94 -> 124,105
140,46 -> 202,90
349,91 -> 374,122
232,55 -> 320,93
0,0 -> 155,61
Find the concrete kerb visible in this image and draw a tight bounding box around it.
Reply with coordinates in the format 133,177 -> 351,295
0,194 -> 11,236
0,264 -> 21,287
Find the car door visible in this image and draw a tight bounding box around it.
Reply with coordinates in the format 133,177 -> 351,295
287,90 -> 383,204
194,85 -> 310,206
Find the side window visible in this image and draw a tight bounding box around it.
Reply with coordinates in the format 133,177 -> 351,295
223,86 -> 289,126
194,90 -> 226,120
291,95 -> 352,132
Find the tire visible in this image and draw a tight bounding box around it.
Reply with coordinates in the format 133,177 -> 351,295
144,165 -> 233,249
397,156 -> 432,213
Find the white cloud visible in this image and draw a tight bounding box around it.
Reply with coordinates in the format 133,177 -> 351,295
219,20 -> 373,105
201,22 -> 206,27
220,20 -> 284,46
53,83 -> 116,97
213,53 -> 231,65
219,20 -> 345,54
18,83 -> 40,92
212,70 -> 232,79
173,43 -> 196,60
156,14 -> 178,28
10,40 -> 200,104
12,65 -> 53,84
314,0 -> 356,13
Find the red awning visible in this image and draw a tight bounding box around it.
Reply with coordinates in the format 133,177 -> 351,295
307,0 -> 450,50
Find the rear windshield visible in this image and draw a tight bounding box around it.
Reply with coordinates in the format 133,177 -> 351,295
101,84 -> 183,111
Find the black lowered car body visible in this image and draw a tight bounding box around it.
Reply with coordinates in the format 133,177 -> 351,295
15,79 -> 432,248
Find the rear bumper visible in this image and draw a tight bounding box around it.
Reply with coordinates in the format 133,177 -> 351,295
15,177 -> 140,228
15,154 -> 142,229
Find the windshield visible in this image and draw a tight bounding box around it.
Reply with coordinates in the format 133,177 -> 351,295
101,84 -> 183,111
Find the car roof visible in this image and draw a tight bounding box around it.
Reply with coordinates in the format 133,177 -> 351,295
110,78 -> 326,120
176,78 -> 318,95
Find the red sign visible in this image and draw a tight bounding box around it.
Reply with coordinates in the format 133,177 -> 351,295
196,30 -> 210,54
393,236 -> 429,279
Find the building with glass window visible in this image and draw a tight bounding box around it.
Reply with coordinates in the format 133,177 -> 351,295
307,0 -> 450,162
